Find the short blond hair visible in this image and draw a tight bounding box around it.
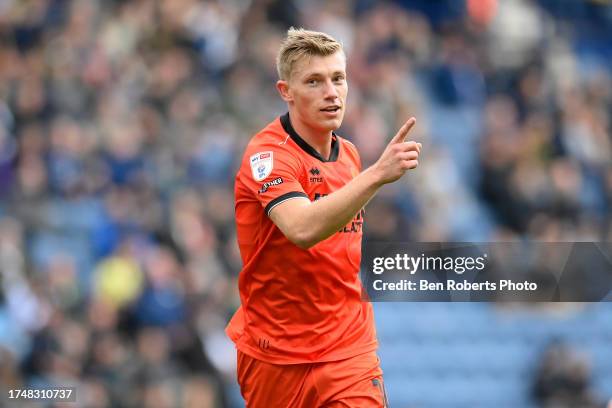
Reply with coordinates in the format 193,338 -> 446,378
276,28 -> 343,81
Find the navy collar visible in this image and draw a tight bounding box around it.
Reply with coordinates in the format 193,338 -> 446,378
280,112 -> 339,162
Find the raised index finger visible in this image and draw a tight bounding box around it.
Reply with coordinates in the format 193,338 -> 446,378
390,117 -> 416,144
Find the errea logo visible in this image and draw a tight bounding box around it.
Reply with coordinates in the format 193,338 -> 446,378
309,167 -> 323,183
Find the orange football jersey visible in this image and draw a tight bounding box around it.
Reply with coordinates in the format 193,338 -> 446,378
226,113 -> 377,364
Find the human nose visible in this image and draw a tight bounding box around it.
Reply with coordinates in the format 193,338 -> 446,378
323,79 -> 339,99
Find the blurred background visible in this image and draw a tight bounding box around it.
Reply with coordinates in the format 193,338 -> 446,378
0,0 -> 611,407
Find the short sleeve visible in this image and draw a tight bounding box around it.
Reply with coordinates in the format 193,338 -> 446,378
238,144 -> 309,216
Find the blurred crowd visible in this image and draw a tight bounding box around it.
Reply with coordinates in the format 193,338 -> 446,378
534,340 -> 604,408
0,0 -> 610,406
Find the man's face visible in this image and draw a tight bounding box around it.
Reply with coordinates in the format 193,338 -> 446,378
279,51 -> 348,133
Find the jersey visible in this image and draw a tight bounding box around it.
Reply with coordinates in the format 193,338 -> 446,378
226,112 -> 377,364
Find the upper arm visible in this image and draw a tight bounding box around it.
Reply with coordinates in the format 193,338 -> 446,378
268,196 -> 312,246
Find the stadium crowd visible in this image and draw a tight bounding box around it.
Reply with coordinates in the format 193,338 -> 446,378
0,0 -> 610,406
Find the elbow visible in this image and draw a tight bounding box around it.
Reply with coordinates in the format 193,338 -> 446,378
271,208 -> 320,249
286,229 -> 318,250
294,239 -> 316,250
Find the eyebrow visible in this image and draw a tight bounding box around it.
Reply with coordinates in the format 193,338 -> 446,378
303,71 -> 346,79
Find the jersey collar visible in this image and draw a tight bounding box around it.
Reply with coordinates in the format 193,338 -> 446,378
280,112 -> 339,162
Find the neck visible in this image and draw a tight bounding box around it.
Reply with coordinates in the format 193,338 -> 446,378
288,111 -> 332,160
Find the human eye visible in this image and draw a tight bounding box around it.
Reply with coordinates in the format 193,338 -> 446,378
306,78 -> 319,86
333,74 -> 345,83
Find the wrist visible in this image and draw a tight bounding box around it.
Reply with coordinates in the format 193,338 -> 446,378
362,165 -> 385,189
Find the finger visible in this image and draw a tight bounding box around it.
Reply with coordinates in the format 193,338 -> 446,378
390,117 -> 416,144
399,141 -> 420,152
411,142 -> 422,155
398,151 -> 419,161
401,160 -> 418,169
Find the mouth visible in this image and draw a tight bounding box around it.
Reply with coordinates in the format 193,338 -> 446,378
320,106 -> 341,113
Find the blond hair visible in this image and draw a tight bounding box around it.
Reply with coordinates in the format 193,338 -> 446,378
276,28 -> 343,81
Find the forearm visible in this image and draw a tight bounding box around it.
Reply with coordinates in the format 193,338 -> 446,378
270,118 -> 420,249
284,166 -> 382,248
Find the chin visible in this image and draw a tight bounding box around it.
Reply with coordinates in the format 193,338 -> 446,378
323,116 -> 344,131
320,122 -> 341,134
333,117 -> 344,130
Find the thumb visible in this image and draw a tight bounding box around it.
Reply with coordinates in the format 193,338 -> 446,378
389,117 -> 416,144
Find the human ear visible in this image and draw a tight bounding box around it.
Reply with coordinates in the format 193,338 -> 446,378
276,80 -> 293,102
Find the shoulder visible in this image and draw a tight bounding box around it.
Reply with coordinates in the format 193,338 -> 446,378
245,118 -> 289,156
339,136 -> 358,155
336,135 -> 361,169
243,118 -> 295,159
239,118 -> 302,179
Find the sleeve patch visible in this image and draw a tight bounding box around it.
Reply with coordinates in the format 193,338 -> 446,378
258,177 -> 283,194
250,151 -> 274,181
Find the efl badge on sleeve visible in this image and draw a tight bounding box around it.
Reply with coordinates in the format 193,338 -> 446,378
250,151 -> 273,181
